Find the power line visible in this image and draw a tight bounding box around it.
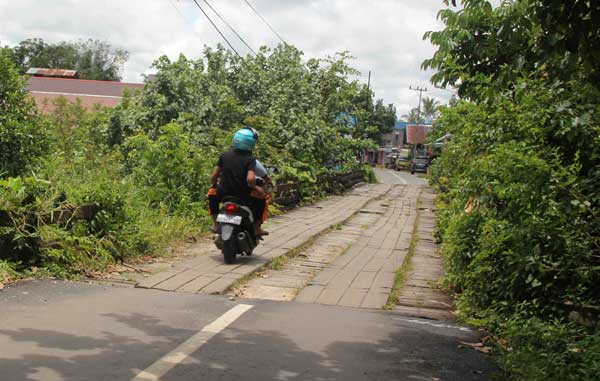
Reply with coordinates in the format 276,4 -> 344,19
190,0 -> 242,57
202,0 -> 257,56
365,70 -> 371,109
243,0 -> 287,45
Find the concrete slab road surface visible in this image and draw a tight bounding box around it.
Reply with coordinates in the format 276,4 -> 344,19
0,281 -> 497,381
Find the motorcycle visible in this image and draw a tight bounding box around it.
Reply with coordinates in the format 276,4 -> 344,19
213,197 -> 260,264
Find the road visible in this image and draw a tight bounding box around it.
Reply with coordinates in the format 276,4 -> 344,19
0,170 -> 497,381
374,167 -> 428,186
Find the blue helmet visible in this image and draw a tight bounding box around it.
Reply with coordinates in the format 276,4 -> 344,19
232,128 -> 257,151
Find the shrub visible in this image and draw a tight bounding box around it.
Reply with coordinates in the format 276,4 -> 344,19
0,48 -> 49,177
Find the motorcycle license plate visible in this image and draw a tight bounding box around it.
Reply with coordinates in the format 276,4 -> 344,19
216,214 -> 242,225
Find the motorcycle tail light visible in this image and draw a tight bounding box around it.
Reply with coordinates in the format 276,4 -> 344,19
225,204 -> 238,214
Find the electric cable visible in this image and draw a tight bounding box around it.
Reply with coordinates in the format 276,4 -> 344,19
203,0 -> 257,56
190,0 -> 242,57
243,0 -> 287,45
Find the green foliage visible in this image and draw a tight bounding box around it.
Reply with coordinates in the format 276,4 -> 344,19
407,107 -> 424,124
0,48 -> 49,177
421,96 -> 439,122
0,176 -> 51,264
0,41 -> 385,284
125,123 -> 212,214
8,38 -> 129,81
423,0 -> 600,99
497,313 -> 600,381
425,1 -> 600,378
0,83 -> 199,280
110,44 -> 382,191
364,166 -> 378,184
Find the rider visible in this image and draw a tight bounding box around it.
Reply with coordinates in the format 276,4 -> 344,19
251,159 -> 272,229
208,127 -> 268,236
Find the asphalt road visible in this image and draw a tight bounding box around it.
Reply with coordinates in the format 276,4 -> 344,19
0,280 -> 497,381
374,168 -> 428,186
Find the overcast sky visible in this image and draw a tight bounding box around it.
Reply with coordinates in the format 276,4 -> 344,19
0,0 -> 456,115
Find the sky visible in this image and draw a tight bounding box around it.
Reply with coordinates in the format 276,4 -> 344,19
0,0 -> 457,115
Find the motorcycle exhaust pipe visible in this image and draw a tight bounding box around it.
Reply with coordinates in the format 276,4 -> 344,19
237,231 -> 251,252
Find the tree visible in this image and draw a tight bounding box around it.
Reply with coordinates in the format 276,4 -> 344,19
407,107 -> 424,124
11,38 -> 128,81
422,0 -> 600,99
365,100 -> 396,143
111,44 -> 381,174
0,48 -> 48,177
421,96 -> 439,122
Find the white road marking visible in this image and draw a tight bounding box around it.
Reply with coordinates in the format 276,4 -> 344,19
393,317 -> 472,332
388,170 -> 409,185
131,304 -> 254,380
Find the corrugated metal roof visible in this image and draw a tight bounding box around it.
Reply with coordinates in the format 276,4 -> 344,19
26,68 -> 78,78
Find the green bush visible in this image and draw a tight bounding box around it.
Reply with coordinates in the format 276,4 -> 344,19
498,313 -> 600,381
125,123 -> 212,215
0,48 -> 49,177
424,1 -> 600,377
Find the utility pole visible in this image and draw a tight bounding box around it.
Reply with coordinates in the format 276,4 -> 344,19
409,85 -> 427,124
366,70 -> 371,110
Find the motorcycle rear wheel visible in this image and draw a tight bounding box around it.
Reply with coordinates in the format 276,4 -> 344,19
223,238 -> 237,264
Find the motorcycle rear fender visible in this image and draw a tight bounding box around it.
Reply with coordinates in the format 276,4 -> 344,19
221,224 -> 235,241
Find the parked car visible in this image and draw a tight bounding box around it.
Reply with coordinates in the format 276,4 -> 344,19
409,155 -> 429,174
395,149 -> 411,171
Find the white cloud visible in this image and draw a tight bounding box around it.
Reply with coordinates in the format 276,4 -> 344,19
0,0 -> 455,114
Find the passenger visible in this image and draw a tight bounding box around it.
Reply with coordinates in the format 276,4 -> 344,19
251,159 -> 272,234
208,127 -> 268,236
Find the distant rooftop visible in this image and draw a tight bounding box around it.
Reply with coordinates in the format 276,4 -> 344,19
26,67 -> 78,78
394,120 -> 433,130
26,76 -> 144,112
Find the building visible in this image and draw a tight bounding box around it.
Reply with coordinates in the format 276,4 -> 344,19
363,120 -> 435,166
364,120 -> 407,166
381,120 -> 408,148
26,68 -> 144,113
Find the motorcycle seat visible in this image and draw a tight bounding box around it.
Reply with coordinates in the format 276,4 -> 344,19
222,196 -> 253,207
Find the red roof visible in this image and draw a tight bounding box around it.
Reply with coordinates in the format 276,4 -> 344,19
26,68 -> 78,78
27,77 -> 144,112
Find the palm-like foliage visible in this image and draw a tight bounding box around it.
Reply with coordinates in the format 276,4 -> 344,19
421,96 -> 439,122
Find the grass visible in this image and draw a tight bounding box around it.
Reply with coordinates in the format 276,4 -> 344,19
384,199 -> 422,310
